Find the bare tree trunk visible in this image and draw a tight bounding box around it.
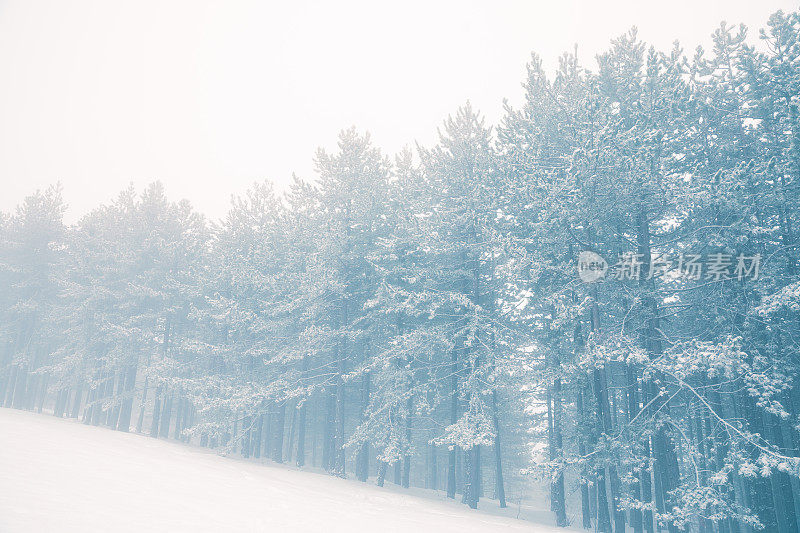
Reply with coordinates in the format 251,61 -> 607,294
286,403 -> 297,463
356,372 -> 371,482
550,375 -> 567,526
35,375 -> 48,413
53,388 -> 67,417
70,386 -> 82,419
333,364 -> 346,477
576,388 -> 593,530
447,348 -> 458,499
241,414 -> 251,459
11,365 -> 27,409
322,394 -> 332,471
173,396 -> 185,440
402,396 -> 412,488
135,377 -> 148,433
376,459 -> 387,487
4,365 -> 18,407
430,443 -> 438,491
253,413 -> 263,459
117,363 -> 137,432
273,401 -> 286,463
625,365 -> 644,533
149,384 -> 162,438
491,390 -> 506,508
159,390 -> 172,438
296,403 -> 306,467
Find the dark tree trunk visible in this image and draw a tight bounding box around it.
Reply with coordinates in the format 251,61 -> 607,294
296,356 -> 310,468
183,400 -> 193,443
603,367 -> 626,533
172,396 -> 184,440
692,408 -> 713,533
763,409 -> 795,533
35,375 -> 48,413
576,388 -> 593,530
548,366 -> 567,526
12,365 -> 27,409
135,377 -> 148,433
116,363 -> 137,432
491,390 -> 506,508
310,399 -> 317,467
783,388 -> 800,533
469,446 -> 480,509
591,373 -> 613,533
233,414 -> 238,453
332,303 -> 348,478
107,372 -> 122,429
431,444 -> 438,491
4,365 -> 16,408
376,459 -> 387,487
322,391 -> 334,471
253,414 -> 263,459
402,455 -> 411,489
588,292 -> 612,533
82,386 -> 94,424
447,348 -> 459,499
356,372 -> 371,482
273,401 -> 286,463
159,391 -> 173,438
456,447 -> 463,497
402,396 -> 412,489
22,371 -> 36,411
70,386 -> 82,419
625,365 -> 644,533
241,414 -> 251,459
296,403 -> 306,467
286,403 -> 297,463
636,204 -> 683,533
333,372 -> 346,477
264,408 -> 273,459
91,380 -> 104,426
54,388 -> 67,418
149,384 -> 162,438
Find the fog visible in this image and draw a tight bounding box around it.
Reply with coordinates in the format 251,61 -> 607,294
0,0 -> 793,221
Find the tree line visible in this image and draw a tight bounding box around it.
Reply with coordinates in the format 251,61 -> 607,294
3,9 -> 800,533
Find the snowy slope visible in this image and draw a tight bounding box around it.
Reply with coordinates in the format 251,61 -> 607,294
0,408 -> 564,533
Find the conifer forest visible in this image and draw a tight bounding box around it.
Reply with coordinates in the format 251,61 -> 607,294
4,6 -> 800,533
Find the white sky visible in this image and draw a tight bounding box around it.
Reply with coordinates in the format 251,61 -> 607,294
0,0 -> 795,223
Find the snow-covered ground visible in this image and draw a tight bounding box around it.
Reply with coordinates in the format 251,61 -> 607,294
0,408 -> 565,532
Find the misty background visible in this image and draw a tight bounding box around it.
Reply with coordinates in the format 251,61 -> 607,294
0,0 -> 794,221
